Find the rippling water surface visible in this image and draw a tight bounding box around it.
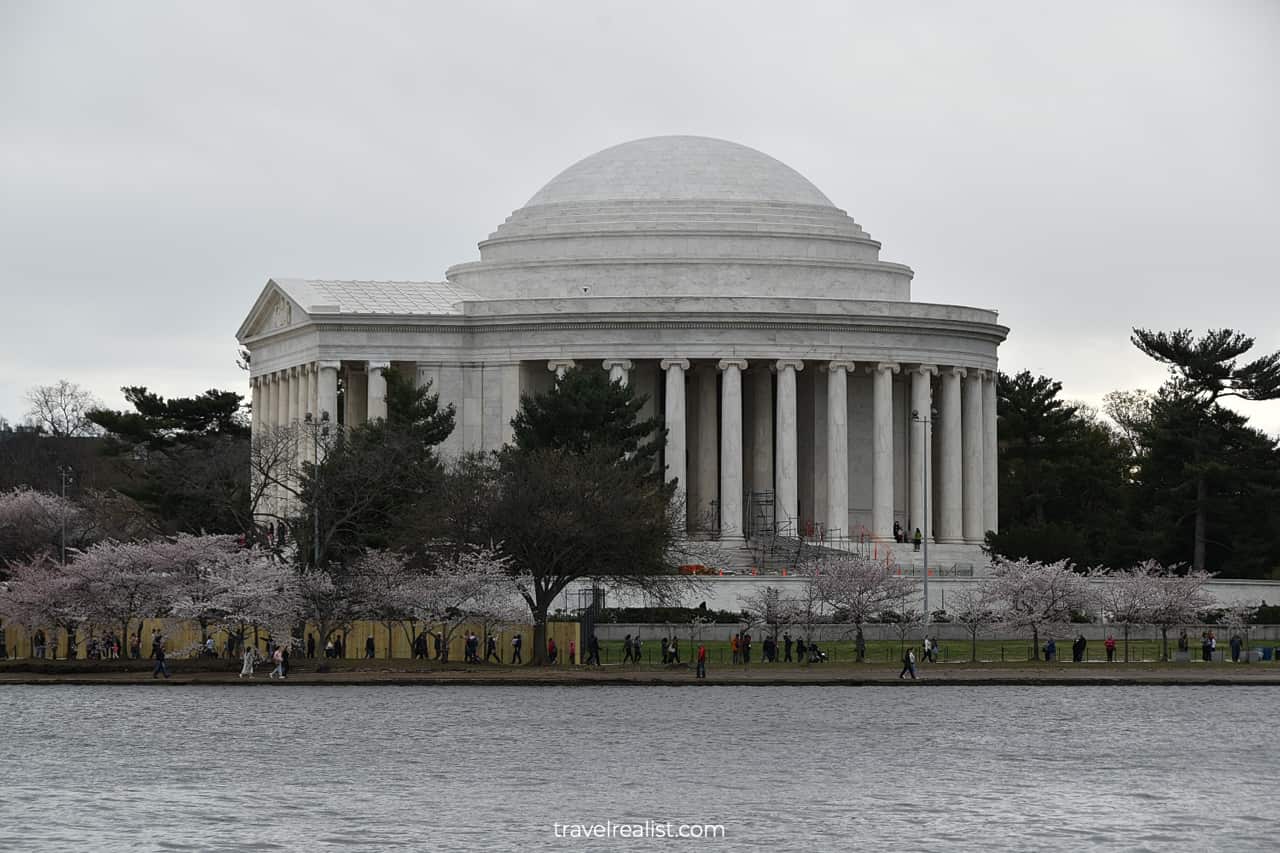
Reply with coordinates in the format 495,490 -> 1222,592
1,685 -> 1275,851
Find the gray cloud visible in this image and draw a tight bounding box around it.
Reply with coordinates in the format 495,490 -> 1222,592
2,1 -> 1277,430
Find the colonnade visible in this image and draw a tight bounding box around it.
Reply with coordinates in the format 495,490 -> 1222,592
251,357 -> 998,547
647,358 -> 998,545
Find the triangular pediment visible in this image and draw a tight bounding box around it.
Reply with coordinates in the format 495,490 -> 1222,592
236,279 -> 311,341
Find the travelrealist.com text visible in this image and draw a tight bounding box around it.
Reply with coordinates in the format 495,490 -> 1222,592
552,820 -> 727,840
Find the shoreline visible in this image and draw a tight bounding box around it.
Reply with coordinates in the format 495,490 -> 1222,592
3,663 -> 1279,687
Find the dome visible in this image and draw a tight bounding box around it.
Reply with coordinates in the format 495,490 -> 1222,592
446,135 -> 913,303
524,135 -> 835,208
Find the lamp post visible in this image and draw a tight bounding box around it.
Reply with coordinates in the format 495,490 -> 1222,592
304,410 -> 331,569
57,465 -> 74,566
911,410 -> 932,623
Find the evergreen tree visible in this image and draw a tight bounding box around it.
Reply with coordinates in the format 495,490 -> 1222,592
85,387 -> 251,535
511,365 -> 665,477
295,368 -> 454,569
1131,328 -> 1280,570
988,372 -> 1133,566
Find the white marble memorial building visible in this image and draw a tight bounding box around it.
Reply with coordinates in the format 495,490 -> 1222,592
237,136 -> 1007,564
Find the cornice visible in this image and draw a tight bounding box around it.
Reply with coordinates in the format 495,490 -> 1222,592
446,255 -> 915,277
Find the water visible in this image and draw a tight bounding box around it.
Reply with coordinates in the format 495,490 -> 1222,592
1,685 -> 1275,851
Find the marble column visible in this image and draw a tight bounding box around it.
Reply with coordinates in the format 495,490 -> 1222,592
344,365 -> 367,427
750,368 -> 773,524
937,366 -> 965,543
289,367 -> 303,425
871,362 -> 900,540
306,364 -> 319,420
694,364 -> 718,528
602,359 -> 632,387
258,376 -> 271,431
983,370 -> 999,535
367,361 -> 389,422
317,361 -> 340,423
774,360 -> 803,532
718,359 -> 747,540
250,377 -> 263,435
909,365 -> 937,540
274,371 -> 288,428
963,370 -> 986,542
661,359 -> 690,529
547,359 -> 574,380
826,361 -> 855,539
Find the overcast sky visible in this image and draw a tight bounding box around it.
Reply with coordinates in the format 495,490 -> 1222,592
2,1 -> 1278,433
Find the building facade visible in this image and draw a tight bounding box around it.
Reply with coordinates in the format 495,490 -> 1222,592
237,136 -> 1008,563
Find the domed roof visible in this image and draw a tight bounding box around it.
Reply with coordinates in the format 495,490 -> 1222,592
446,135 -> 913,303
524,135 -> 834,208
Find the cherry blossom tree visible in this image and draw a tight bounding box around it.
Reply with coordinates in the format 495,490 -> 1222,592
0,486 -> 84,565
1143,562 -> 1215,661
420,544 -> 512,662
0,554 -> 87,655
982,557 -> 1089,661
810,553 -> 913,662
739,586 -> 792,643
1223,600 -> 1260,660
160,533 -> 246,645
297,569 -> 357,654
1088,563 -> 1159,662
70,539 -> 174,652
349,549 -> 426,659
948,586 -> 998,663
202,545 -> 301,653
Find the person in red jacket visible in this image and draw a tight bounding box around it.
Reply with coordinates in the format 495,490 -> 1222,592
696,644 -> 707,679
1104,634 -> 1117,663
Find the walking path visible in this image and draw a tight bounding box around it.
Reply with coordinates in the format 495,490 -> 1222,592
3,662 -> 1279,686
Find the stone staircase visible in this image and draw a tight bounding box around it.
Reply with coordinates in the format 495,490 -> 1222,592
680,534 -> 990,578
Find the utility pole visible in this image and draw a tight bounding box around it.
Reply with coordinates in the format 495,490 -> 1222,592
911,411 -> 932,623
58,464 -> 74,565
304,411 -> 330,569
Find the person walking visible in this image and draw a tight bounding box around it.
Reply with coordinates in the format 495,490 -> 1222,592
588,633 -> 601,666
696,644 -> 707,679
783,632 -> 792,663
511,633 -> 523,664
365,636 -> 375,659
912,528 -> 923,552
270,646 -> 286,679
1230,634 -> 1242,663
621,634 -> 633,664
730,634 -> 740,665
899,648 -> 917,680
1104,634 -> 1116,663
306,634 -> 316,659
485,634 -> 499,663
152,641 -> 171,679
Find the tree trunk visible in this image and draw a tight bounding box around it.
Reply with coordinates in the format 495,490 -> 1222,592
1123,624 -> 1130,663
531,591 -> 553,666
1193,475 -> 1207,571
1032,626 -> 1040,661
971,630 -> 978,663
1161,626 -> 1169,662
855,625 -> 865,662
